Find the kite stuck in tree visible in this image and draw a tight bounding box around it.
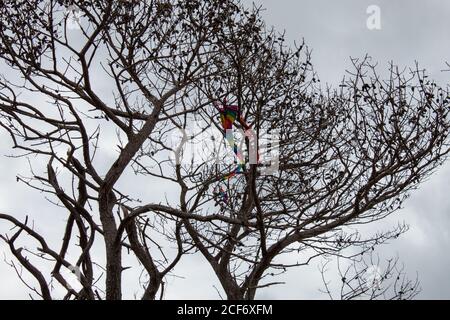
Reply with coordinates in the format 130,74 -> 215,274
213,98 -> 258,203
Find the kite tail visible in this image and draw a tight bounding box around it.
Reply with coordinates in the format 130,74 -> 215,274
218,186 -> 228,203
216,162 -> 244,205
225,130 -> 246,171
216,133 -> 246,205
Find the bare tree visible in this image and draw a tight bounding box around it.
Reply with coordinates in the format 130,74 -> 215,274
0,0 -> 449,300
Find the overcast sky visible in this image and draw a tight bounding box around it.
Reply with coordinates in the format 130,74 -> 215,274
1,0 -> 450,299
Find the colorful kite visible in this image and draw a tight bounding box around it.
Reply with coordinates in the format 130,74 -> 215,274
213,98 -> 257,203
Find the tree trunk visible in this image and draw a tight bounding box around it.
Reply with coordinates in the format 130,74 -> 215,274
99,191 -> 122,300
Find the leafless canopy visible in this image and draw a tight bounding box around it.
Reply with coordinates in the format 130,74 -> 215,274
0,0 -> 449,300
